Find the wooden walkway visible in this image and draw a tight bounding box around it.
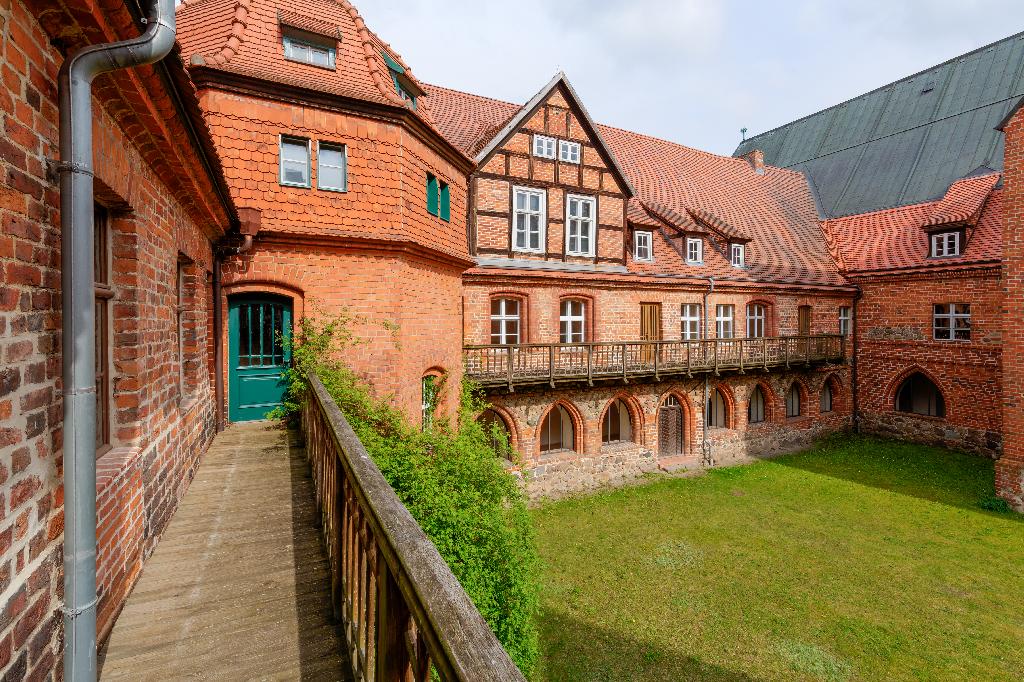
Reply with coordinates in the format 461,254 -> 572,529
100,421 -> 351,681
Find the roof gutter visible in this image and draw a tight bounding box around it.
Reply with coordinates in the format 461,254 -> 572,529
57,0 -> 176,678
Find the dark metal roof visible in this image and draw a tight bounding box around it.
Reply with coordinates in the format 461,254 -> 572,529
734,32 -> 1024,218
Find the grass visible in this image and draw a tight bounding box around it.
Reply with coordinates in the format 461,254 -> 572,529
532,435 -> 1024,681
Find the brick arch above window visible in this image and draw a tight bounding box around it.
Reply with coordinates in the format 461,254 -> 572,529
745,299 -> 776,337
536,399 -> 585,456
598,393 -> 645,447
557,294 -> 596,343
488,292 -> 528,344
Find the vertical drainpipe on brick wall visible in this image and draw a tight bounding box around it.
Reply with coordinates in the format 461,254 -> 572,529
851,284 -> 863,433
57,0 -> 176,678
702,277 -> 715,466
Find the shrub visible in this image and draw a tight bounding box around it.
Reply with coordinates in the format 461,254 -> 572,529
280,315 -> 540,677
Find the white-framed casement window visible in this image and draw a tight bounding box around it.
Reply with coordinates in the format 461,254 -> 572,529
933,303 -> 970,340
681,303 -> 701,340
279,135 -> 311,187
559,140 -> 581,164
839,306 -> 851,336
746,303 -> 765,338
686,237 -> 703,264
533,135 -> 556,159
565,195 -> 596,256
512,186 -> 546,253
559,299 -> 586,343
931,231 -> 960,257
634,231 -> 653,262
715,304 -> 734,339
283,34 -> 336,69
730,243 -> 745,267
490,298 -> 521,344
316,142 -> 347,192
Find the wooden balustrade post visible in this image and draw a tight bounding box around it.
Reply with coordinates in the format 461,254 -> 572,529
714,338 -> 720,375
587,345 -> 594,386
622,343 -> 628,382
654,342 -> 660,380
548,345 -> 555,388
762,337 -> 768,371
375,560 -> 413,682
785,338 -> 790,368
739,339 -> 745,373
506,346 -> 514,393
686,340 -> 692,376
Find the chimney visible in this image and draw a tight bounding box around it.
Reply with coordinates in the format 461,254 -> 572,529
741,149 -> 765,175
998,100 -> 1024,511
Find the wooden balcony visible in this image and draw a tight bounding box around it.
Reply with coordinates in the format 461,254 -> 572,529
464,335 -> 846,391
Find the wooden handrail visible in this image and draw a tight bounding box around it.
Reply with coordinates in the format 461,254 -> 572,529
302,373 -> 525,682
464,335 -> 844,388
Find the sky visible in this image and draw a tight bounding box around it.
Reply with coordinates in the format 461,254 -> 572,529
358,0 -> 1024,156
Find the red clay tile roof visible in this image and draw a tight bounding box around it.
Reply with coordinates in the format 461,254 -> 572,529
823,180 -> 1002,274
922,173 -> 1001,229
426,84 -> 848,288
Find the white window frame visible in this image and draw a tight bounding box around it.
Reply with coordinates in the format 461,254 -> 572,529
565,194 -> 596,257
560,299 -> 586,344
931,231 -> 960,258
746,303 -> 765,338
933,303 -> 970,341
634,231 -> 653,262
686,237 -> 703,264
316,141 -> 347,192
282,34 -> 336,69
533,135 -> 556,159
490,298 -> 521,345
730,243 -> 745,267
715,304 -> 734,339
839,306 -> 851,336
681,303 -> 701,340
511,186 -> 546,253
279,135 -> 311,188
559,140 -> 581,164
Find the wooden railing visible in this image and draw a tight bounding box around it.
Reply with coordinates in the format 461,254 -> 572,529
464,335 -> 845,390
302,373 -> 526,682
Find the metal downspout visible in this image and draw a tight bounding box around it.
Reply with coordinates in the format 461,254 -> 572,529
57,1 -> 176,678
702,278 -> 715,466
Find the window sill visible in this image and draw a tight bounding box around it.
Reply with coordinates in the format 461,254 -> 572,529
282,56 -> 337,71
280,182 -> 311,189
538,449 -> 579,463
96,446 -> 142,495
894,411 -> 945,422
318,185 -> 347,193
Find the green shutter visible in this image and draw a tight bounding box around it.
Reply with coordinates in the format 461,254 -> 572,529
440,182 -> 450,222
426,174 -> 439,216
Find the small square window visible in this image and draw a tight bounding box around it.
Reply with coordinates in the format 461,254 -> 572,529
933,303 -> 970,340
280,136 -> 310,187
317,142 -> 347,192
533,135 -> 556,159
634,231 -> 653,262
730,243 -> 745,267
686,237 -> 703,264
283,34 -> 336,69
930,231 -> 960,257
559,140 -> 581,164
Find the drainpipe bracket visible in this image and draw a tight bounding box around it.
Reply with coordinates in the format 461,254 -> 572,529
60,597 -> 99,618
56,161 -> 94,177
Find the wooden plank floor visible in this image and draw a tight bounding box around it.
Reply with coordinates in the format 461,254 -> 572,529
99,421 -> 351,681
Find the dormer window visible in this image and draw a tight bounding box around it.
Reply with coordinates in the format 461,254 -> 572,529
282,32 -> 336,69
381,51 -> 420,109
533,135 -> 556,159
931,231 -> 960,258
559,140 -> 581,164
730,243 -> 745,267
686,237 -> 703,264
634,231 -> 653,262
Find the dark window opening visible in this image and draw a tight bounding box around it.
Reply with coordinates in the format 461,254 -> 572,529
748,386 -> 766,424
896,373 -> 945,418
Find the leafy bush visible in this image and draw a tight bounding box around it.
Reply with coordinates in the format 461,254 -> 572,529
978,495 -> 1012,513
280,314 -> 540,677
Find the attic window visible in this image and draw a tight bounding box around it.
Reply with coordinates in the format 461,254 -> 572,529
533,135 -> 556,159
559,140 -> 581,164
930,231 -> 960,258
282,31 -> 336,69
634,231 -> 653,262
381,51 -> 419,109
730,243 -> 745,267
686,237 -> 703,264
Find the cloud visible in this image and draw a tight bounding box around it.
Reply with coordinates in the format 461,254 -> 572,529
358,0 -> 1024,155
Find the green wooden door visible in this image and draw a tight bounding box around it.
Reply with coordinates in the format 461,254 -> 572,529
229,295 -> 292,422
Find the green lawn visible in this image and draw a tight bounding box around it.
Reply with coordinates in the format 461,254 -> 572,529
532,436 -> 1024,681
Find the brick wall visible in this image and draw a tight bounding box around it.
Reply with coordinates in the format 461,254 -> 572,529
202,89 -> 470,426
0,0 -> 224,676
1000,104 -> 1024,509
852,269 -> 1003,456
488,366 -> 851,499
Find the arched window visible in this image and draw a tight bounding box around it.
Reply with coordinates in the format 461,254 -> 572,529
706,388 -> 728,428
421,374 -> 441,430
820,382 -> 833,413
540,404 -> 575,452
559,299 -> 586,343
785,383 -> 801,418
478,408 -> 513,459
748,386 -> 766,424
602,398 -> 633,445
490,298 -> 521,344
896,373 -> 945,417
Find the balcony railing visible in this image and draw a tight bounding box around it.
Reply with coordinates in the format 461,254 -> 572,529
465,335 -> 845,390
302,373 -> 526,681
